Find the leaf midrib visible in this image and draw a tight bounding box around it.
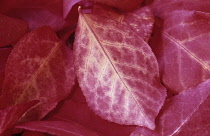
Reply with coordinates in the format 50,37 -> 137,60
80,13 -> 152,127
16,41 -> 61,104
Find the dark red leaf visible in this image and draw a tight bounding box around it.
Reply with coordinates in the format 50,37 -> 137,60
150,10 -> 210,93
46,86 -> 136,136
131,79 -> 210,136
0,100 -> 39,135
0,48 -> 12,93
88,0 -> 144,11
0,0 -> 65,31
0,14 -> 28,47
74,5 -> 166,129
16,121 -> 100,136
0,26 -> 76,121
22,131 -> 48,136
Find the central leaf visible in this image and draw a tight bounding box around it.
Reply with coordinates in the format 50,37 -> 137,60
74,7 -> 166,129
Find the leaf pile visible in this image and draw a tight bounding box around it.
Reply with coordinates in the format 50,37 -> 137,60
0,0 -> 210,136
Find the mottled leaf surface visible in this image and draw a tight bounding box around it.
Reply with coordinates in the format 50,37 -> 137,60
0,14 -> 28,47
0,26 -> 76,121
16,121 -> 100,136
92,5 -> 154,42
150,10 -> 210,94
0,101 -> 39,135
74,8 -> 166,129
131,79 -> 210,136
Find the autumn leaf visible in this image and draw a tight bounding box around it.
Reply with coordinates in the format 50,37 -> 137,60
150,10 -> 210,94
131,79 -> 210,136
0,26 -> 76,121
73,6 -> 166,129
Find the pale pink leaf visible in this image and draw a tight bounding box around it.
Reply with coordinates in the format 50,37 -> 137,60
16,121 -> 100,136
0,26 -> 76,121
150,10 -> 210,93
74,8 -> 166,129
131,79 -> 210,136
151,0 -> 210,19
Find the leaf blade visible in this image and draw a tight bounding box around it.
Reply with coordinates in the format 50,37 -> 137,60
0,26 -> 76,121
74,8 -> 166,129
150,10 -> 210,93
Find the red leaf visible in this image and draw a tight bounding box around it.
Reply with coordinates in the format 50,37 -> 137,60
91,5 -> 155,42
0,100 -> 39,135
151,0 -> 210,19
74,6 -> 166,129
0,0 -> 65,31
0,14 -> 28,47
46,86 -> 136,136
88,0 -> 144,11
131,79 -> 210,136
0,26 -> 76,121
22,131 -> 48,136
0,48 -> 12,93
16,121 -> 100,136
150,10 -> 210,94
6,9 -> 66,31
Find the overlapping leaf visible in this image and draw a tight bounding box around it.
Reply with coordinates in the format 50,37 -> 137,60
0,0 -> 65,31
91,5 -> 154,42
151,0 -> 210,19
131,79 -> 210,136
46,85 -> 136,136
150,10 -> 210,93
0,14 -> 28,47
0,101 -> 39,135
0,26 -> 76,121
88,0 -> 143,11
74,6 -> 166,129
63,0 -> 81,18
16,121 -> 100,136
